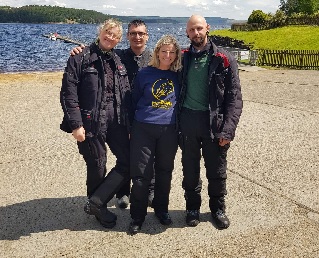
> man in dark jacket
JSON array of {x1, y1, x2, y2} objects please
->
[
  {"x1": 114, "y1": 19, "x2": 154, "y2": 209},
  {"x1": 60, "y1": 18, "x2": 131, "y2": 228},
  {"x1": 178, "y1": 15, "x2": 243, "y2": 229},
  {"x1": 115, "y1": 19, "x2": 152, "y2": 85}
]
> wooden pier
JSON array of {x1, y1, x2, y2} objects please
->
[{"x1": 42, "y1": 34, "x2": 83, "y2": 46}]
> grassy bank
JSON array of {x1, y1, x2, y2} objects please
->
[{"x1": 211, "y1": 25, "x2": 319, "y2": 50}]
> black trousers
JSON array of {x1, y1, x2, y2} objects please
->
[
  {"x1": 130, "y1": 121, "x2": 178, "y2": 220},
  {"x1": 116, "y1": 164, "x2": 155, "y2": 198},
  {"x1": 116, "y1": 178, "x2": 131, "y2": 198},
  {"x1": 179, "y1": 107, "x2": 229, "y2": 212},
  {"x1": 77, "y1": 121, "x2": 130, "y2": 206}
]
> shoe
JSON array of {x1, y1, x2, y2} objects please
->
[
  {"x1": 117, "y1": 195, "x2": 129, "y2": 209},
  {"x1": 148, "y1": 191, "x2": 154, "y2": 207},
  {"x1": 84, "y1": 200, "x2": 117, "y2": 228},
  {"x1": 186, "y1": 210, "x2": 200, "y2": 227},
  {"x1": 155, "y1": 211, "x2": 172, "y2": 225},
  {"x1": 211, "y1": 209, "x2": 230, "y2": 229},
  {"x1": 128, "y1": 219, "x2": 144, "y2": 235}
]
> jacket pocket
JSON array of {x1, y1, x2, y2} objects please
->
[
  {"x1": 81, "y1": 109, "x2": 93, "y2": 132},
  {"x1": 79, "y1": 67, "x2": 99, "y2": 111},
  {"x1": 214, "y1": 72, "x2": 226, "y2": 106},
  {"x1": 211, "y1": 113, "x2": 224, "y2": 133}
]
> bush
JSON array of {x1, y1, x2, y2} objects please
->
[
  {"x1": 269, "y1": 10, "x2": 287, "y2": 27},
  {"x1": 248, "y1": 10, "x2": 270, "y2": 25}
]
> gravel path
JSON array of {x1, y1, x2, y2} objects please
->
[{"x1": 0, "y1": 69, "x2": 318, "y2": 257}]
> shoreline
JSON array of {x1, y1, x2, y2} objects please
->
[
  {"x1": 0, "y1": 70, "x2": 64, "y2": 75},
  {"x1": 0, "y1": 71, "x2": 63, "y2": 82}
]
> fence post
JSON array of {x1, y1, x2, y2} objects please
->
[
  {"x1": 249, "y1": 50, "x2": 258, "y2": 65},
  {"x1": 299, "y1": 50, "x2": 304, "y2": 68}
]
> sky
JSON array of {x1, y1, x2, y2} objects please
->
[{"x1": 2, "y1": 0, "x2": 281, "y2": 20}]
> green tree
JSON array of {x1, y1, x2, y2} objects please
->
[
  {"x1": 280, "y1": 0, "x2": 319, "y2": 15},
  {"x1": 299, "y1": 0, "x2": 317, "y2": 14},
  {"x1": 247, "y1": 10, "x2": 270, "y2": 24},
  {"x1": 279, "y1": 0, "x2": 299, "y2": 15}
]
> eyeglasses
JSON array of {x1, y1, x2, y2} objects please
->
[
  {"x1": 129, "y1": 32, "x2": 147, "y2": 38},
  {"x1": 104, "y1": 30, "x2": 120, "y2": 40}
]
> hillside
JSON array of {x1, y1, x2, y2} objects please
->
[
  {"x1": 117, "y1": 16, "x2": 234, "y2": 25},
  {"x1": 0, "y1": 5, "x2": 110, "y2": 24},
  {"x1": 211, "y1": 25, "x2": 319, "y2": 50},
  {"x1": 0, "y1": 5, "x2": 234, "y2": 25}
]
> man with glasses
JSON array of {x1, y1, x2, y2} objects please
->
[
  {"x1": 69, "y1": 19, "x2": 154, "y2": 210},
  {"x1": 115, "y1": 19, "x2": 151, "y2": 85},
  {"x1": 114, "y1": 20, "x2": 154, "y2": 209}
]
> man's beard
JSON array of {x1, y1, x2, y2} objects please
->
[{"x1": 190, "y1": 36, "x2": 205, "y2": 47}]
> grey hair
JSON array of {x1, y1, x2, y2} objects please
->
[{"x1": 97, "y1": 18, "x2": 123, "y2": 41}]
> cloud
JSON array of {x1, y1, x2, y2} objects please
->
[
  {"x1": 52, "y1": 1, "x2": 66, "y2": 7},
  {"x1": 102, "y1": 5, "x2": 116, "y2": 9},
  {"x1": 2, "y1": 0, "x2": 281, "y2": 20},
  {"x1": 212, "y1": 0, "x2": 227, "y2": 6}
]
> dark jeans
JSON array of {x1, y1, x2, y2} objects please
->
[
  {"x1": 130, "y1": 121, "x2": 178, "y2": 220},
  {"x1": 77, "y1": 122, "x2": 130, "y2": 206},
  {"x1": 179, "y1": 107, "x2": 229, "y2": 212}
]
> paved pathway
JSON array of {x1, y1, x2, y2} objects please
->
[{"x1": 0, "y1": 70, "x2": 318, "y2": 257}]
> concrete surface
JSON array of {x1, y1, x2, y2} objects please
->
[{"x1": 0, "y1": 69, "x2": 318, "y2": 257}]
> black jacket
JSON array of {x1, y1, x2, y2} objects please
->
[
  {"x1": 60, "y1": 43, "x2": 131, "y2": 135},
  {"x1": 178, "y1": 37, "x2": 243, "y2": 141}
]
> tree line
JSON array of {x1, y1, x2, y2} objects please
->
[
  {"x1": 0, "y1": 5, "x2": 231, "y2": 25},
  {"x1": 0, "y1": 5, "x2": 111, "y2": 24}
]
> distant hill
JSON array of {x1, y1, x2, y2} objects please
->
[
  {"x1": 0, "y1": 5, "x2": 235, "y2": 25},
  {"x1": 0, "y1": 5, "x2": 110, "y2": 23},
  {"x1": 117, "y1": 16, "x2": 234, "y2": 25}
]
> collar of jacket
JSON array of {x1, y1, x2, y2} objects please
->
[
  {"x1": 127, "y1": 47, "x2": 152, "y2": 58},
  {"x1": 189, "y1": 36, "x2": 219, "y2": 58},
  {"x1": 87, "y1": 43, "x2": 116, "y2": 63},
  {"x1": 94, "y1": 42, "x2": 115, "y2": 58},
  {"x1": 128, "y1": 47, "x2": 152, "y2": 68}
]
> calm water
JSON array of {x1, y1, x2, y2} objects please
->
[{"x1": 0, "y1": 23, "x2": 228, "y2": 73}]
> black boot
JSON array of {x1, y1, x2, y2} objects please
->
[
  {"x1": 186, "y1": 210, "x2": 200, "y2": 227},
  {"x1": 155, "y1": 211, "x2": 172, "y2": 225},
  {"x1": 211, "y1": 209, "x2": 230, "y2": 229},
  {"x1": 84, "y1": 200, "x2": 117, "y2": 228},
  {"x1": 128, "y1": 219, "x2": 144, "y2": 235}
]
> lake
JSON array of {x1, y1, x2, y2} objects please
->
[{"x1": 0, "y1": 23, "x2": 229, "y2": 73}]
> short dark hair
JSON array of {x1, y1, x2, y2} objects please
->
[{"x1": 127, "y1": 19, "x2": 147, "y2": 32}]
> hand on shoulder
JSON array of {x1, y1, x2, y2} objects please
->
[{"x1": 70, "y1": 44, "x2": 86, "y2": 56}]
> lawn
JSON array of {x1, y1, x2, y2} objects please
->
[{"x1": 211, "y1": 25, "x2": 319, "y2": 50}]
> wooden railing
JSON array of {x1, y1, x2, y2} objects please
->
[{"x1": 256, "y1": 49, "x2": 319, "y2": 69}]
